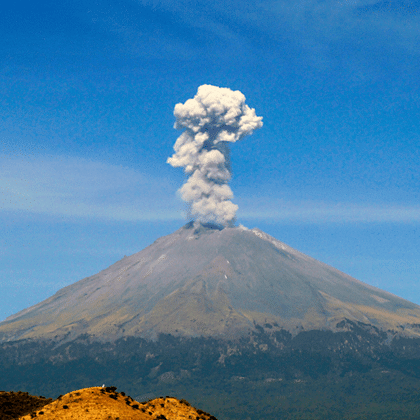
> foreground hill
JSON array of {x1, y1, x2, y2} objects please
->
[
  {"x1": 17, "y1": 386, "x2": 217, "y2": 420},
  {"x1": 1, "y1": 223, "x2": 420, "y2": 342}
]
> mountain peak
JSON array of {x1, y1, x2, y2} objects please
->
[
  {"x1": 1, "y1": 225, "x2": 420, "y2": 343},
  {"x1": 183, "y1": 220, "x2": 225, "y2": 236}
]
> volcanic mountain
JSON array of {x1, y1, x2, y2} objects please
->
[{"x1": 1, "y1": 222, "x2": 420, "y2": 342}]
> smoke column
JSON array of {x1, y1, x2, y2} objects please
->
[{"x1": 168, "y1": 84, "x2": 263, "y2": 226}]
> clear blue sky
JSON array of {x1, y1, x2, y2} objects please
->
[{"x1": 1, "y1": 0, "x2": 419, "y2": 321}]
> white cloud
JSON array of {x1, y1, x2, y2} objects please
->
[
  {"x1": 2, "y1": 154, "x2": 417, "y2": 225},
  {"x1": 144, "y1": 0, "x2": 420, "y2": 77},
  {"x1": 239, "y1": 199, "x2": 420, "y2": 224},
  {"x1": 0, "y1": 154, "x2": 182, "y2": 221}
]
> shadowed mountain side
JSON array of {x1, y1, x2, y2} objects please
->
[
  {"x1": 1, "y1": 223, "x2": 420, "y2": 342},
  {"x1": 0, "y1": 391, "x2": 52, "y2": 420}
]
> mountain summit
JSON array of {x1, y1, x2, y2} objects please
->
[{"x1": 1, "y1": 223, "x2": 420, "y2": 342}]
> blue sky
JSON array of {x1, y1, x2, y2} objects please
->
[{"x1": 1, "y1": 0, "x2": 419, "y2": 321}]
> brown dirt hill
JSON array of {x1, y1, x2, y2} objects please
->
[
  {"x1": 0, "y1": 391, "x2": 52, "y2": 420},
  {"x1": 18, "y1": 386, "x2": 217, "y2": 420}
]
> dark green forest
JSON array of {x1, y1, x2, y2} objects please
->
[{"x1": 2, "y1": 320, "x2": 420, "y2": 420}]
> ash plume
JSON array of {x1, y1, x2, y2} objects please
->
[{"x1": 167, "y1": 84, "x2": 263, "y2": 226}]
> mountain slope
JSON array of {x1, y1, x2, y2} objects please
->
[{"x1": 1, "y1": 222, "x2": 420, "y2": 342}]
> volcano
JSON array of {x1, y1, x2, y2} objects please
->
[{"x1": 1, "y1": 223, "x2": 420, "y2": 342}]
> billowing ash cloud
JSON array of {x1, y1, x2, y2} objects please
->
[{"x1": 167, "y1": 84, "x2": 263, "y2": 226}]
